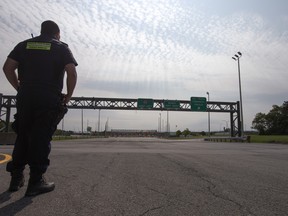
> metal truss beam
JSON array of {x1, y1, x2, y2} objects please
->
[
  {"x1": 68, "y1": 97, "x2": 238, "y2": 113},
  {"x1": 0, "y1": 94, "x2": 241, "y2": 136}
]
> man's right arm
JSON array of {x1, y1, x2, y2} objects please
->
[
  {"x1": 64, "y1": 63, "x2": 77, "y2": 104},
  {"x1": 3, "y1": 57, "x2": 19, "y2": 91}
]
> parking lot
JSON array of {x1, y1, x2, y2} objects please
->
[{"x1": 1, "y1": 137, "x2": 288, "y2": 216}]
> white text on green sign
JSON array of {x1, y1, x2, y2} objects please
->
[
  {"x1": 190, "y1": 97, "x2": 207, "y2": 112},
  {"x1": 164, "y1": 100, "x2": 180, "y2": 110},
  {"x1": 137, "y1": 98, "x2": 154, "y2": 109}
]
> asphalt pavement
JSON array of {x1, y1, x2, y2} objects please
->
[{"x1": 1, "y1": 137, "x2": 288, "y2": 216}]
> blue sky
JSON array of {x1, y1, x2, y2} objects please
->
[{"x1": 1, "y1": 0, "x2": 287, "y2": 132}]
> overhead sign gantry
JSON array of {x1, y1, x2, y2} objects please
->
[{"x1": 0, "y1": 94, "x2": 242, "y2": 136}]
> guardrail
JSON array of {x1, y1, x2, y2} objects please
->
[{"x1": 204, "y1": 136, "x2": 251, "y2": 143}]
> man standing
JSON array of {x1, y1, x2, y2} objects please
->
[{"x1": 3, "y1": 20, "x2": 77, "y2": 196}]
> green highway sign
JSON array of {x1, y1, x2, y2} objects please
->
[
  {"x1": 190, "y1": 97, "x2": 207, "y2": 112},
  {"x1": 137, "y1": 98, "x2": 154, "y2": 109},
  {"x1": 164, "y1": 100, "x2": 180, "y2": 110}
]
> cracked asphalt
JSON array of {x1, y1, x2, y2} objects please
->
[{"x1": 1, "y1": 137, "x2": 288, "y2": 216}]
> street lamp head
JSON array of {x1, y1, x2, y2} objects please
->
[
  {"x1": 234, "y1": 54, "x2": 239, "y2": 58},
  {"x1": 237, "y1": 52, "x2": 242, "y2": 56},
  {"x1": 206, "y1": 92, "x2": 209, "y2": 95},
  {"x1": 232, "y1": 57, "x2": 236, "y2": 60}
]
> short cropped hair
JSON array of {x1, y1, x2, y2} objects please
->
[{"x1": 41, "y1": 20, "x2": 60, "y2": 36}]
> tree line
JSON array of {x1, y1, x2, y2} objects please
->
[
  {"x1": 252, "y1": 101, "x2": 288, "y2": 135},
  {"x1": 176, "y1": 129, "x2": 206, "y2": 137}
]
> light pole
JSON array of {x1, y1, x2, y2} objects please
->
[
  {"x1": 159, "y1": 113, "x2": 162, "y2": 132},
  {"x1": 166, "y1": 111, "x2": 169, "y2": 133},
  {"x1": 206, "y1": 92, "x2": 210, "y2": 137},
  {"x1": 81, "y1": 108, "x2": 83, "y2": 135},
  {"x1": 232, "y1": 52, "x2": 244, "y2": 137},
  {"x1": 98, "y1": 109, "x2": 101, "y2": 132},
  {"x1": 222, "y1": 120, "x2": 228, "y2": 132}
]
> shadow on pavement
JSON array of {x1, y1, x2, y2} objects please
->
[
  {"x1": 0, "y1": 191, "x2": 33, "y2": 216},
  {"x1": 0, "y1": 191, "x2": 11, "y2": 204}
]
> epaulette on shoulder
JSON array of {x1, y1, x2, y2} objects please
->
[
  {"x1": 51, "y1": 39, "x2": 69, "y2": 47},
  {"x1": 59, "y1": 41, "x2": 69, "y2": 47},
  {"x1": 60, "y1": 41, "x2": 68, "y2": 47}
]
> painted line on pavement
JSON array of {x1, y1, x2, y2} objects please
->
[{"x1": 0, "y1": 153, "x2": 12, "y2": 164}]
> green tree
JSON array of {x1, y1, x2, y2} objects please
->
[
  {"x1": 176, "y1": 130, "x2": 182, "y2": 137},
  {"x1": 266, "y1": 105, "x2": 282, "y2": 134},
  {"x1": 278, "y1": 101, "x2": 288, "y2": 134},
  {"x1": 201, "y1": 131, "x2": 206, "y2": 136},
  {"x1": 182, "y1": 128, "x2": 191, "y2": 137},
  {"x1": 252, "y1": 112, "x2": 268, "y2": 135},
  {"x1": 252, "y1": 101, "x2": 288, "y2": 135}
]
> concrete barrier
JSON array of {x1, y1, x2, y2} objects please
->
[{"x1": 0, "y1": 132, "x2": 16, "y2": 145}]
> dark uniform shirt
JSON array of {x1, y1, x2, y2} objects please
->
[{"x1": 8, "y1": 34, "x2": 78, "y2": 93}]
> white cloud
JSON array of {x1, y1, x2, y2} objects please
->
[{"x1": 1, "y1": 0, "x2": 287, "y2": 131}]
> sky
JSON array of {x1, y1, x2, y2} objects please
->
[{"x1": 0, "y1": 0, "x2": 287, "y2": 132}]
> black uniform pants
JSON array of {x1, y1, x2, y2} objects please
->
[{"x1": 11, "y1": 86, "x2": 60, "y2": 174}]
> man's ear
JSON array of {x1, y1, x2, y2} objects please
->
[{"x1": 55, "y1": 32, "x2": 60, "y2": 40}]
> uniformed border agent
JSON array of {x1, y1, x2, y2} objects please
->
[{"x1": 3, "y1": 20, "x2": 78, "y2": 196}]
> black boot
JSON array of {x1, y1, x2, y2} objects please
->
[
  {"x1": 25, "y1": 174, "x2": 55, "y2": 197},
  {"x1": 8, "y1": 171, "x2": 25, "y2": 192},
  {"x1": 6, "y1": 161, "x2": 25, "y2": 192}
]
